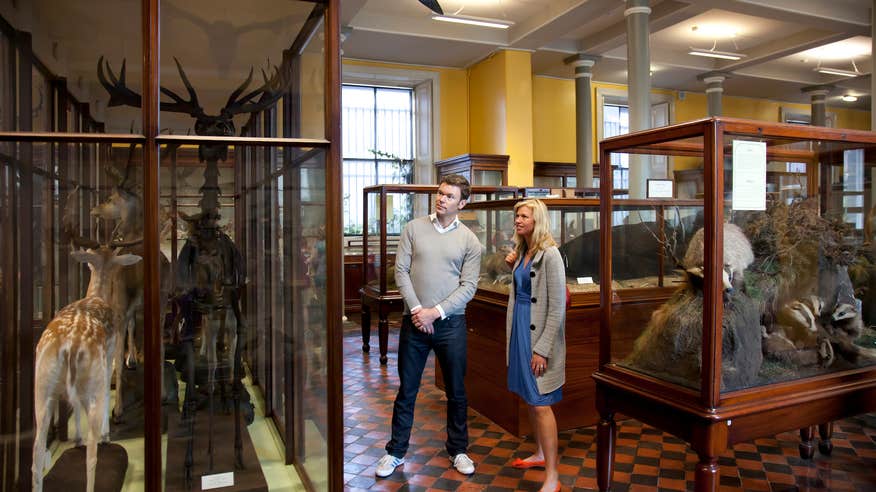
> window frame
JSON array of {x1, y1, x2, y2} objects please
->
[{"x1": 342, "y1": 83, "x2": 416, "y2": 236}]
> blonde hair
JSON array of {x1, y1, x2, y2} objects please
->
[{"x1": 512, "y1": 198, "x2": 557, "y2": 256}]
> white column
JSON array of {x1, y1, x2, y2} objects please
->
[
  {"x1": 698, "y1": 73, "x2": 727, "y2": 117},
  {"x1": 565, "y1": 54, "x2": 599, "y2": 188},
  {"x1": 802, "y1": 85, "x2": 832, "y2": 127},
  {"x1": 625, "y1": 0, "x2": 651, "y2": 198}
]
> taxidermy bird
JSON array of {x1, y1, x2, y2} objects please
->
[
  {"x1": 418, "y1": 0, "x2": 444, "y2": 15},
  {"x1": 624, "y1": 222, "x2": 762, "y2": 391}
]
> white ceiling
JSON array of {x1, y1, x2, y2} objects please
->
[{"x1": 342, "y1": 0, "x2": 874, "y2": 110}]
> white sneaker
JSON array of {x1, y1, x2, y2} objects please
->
[
  {"x1": 375, "y1": 454, "x2": 404, "y2": 477},
  {"x1": 452, "y1": 453, "x2": 475, "y2": 475}
]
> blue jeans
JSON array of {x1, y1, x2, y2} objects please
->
[{"x1": 386, "y1": 314, "x2": 468, "y2": 458}]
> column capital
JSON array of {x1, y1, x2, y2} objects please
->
[
  {"x1": 625, "y1": 0, "x2": 651, "y2": 16},
  {"x1": 696, "y1": 71, "x2": 730, "y2": 84},
  {"x1": 564, "y1": 53, "x2": 600, "y2": 67},
  {"x1": 802, "y1": 84, "x2": 834, "y2": 97}
]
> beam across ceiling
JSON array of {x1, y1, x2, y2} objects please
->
[
  {"x1": 713, "y1": 29, "x2": 858, "y2": 71},
  {"x1": 575, "y1": 0, "x2": 707, "y2": 55},
  {"x1": 692, "y1": 0, "x2": 871, "y2": 35}
]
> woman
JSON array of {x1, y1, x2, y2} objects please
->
[{"x1": 504, "y1": 199, "x2": 566, "y2": 492}]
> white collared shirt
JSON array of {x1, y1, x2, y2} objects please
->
[{"x1": 429, "y1": 213, "x2": 460, "y2": 234}]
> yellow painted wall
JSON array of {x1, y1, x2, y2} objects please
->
[
  {"x1": 468, "y1": 52, "x2": 506, "y2": 155},
  {"x1": 531, "y1": 79, "x2": 872, "y2": 171},
  {"x1": 503, "y1": 50, "x2": 534, "y2": 187},
  {"x1": 342, "y1": 59, "x2": 469, "y2": 159},
  {"x1": 468, "y1": 50, "x2": 534, "y2": 186},
  {"x1": 344, "y1": 57, "x2": 873, "y2": 185},
  {"x1": 676, "y1": 92, "x2": 871, "y2": 131},
  {"x1": 533, "y1": 77, "x2": 576, "y2": 162},
  {"x1": 830, "y1": 107, "x2": 871, "y2": 130},
  {"x1": 439, "y1": 69, "x2": 469, "y2": 158}
]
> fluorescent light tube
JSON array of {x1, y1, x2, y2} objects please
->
[
  {"x1": 815, "y1": 67, "x2": 859, "y2": 77},
  {"x1": 688, "y1": 48, "x2": 745, "y2": 60},
  {"x1": 432, "y1": 15, "x2": 512, "y2": 29}
]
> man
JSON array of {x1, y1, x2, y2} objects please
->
[{"x1": 375, "y1": 174, "x2": 482, "y2": 478}]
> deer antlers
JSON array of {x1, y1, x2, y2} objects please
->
[
  {"x1": 97, "y1": 57, "x2": 143, "y2": 109},
  {"x1": 97, "y1": 56, "x2": 290, "y2": 128}
]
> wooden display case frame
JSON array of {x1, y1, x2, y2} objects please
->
[
  {"x1": 434, "y1": 153, "x2": 509, "y2": 185},
  {"x1": 594, "y1": 117, "x2": 876, "y2": 492}
]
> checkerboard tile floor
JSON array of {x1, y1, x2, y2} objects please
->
[{"x1": 344, "y1": 317, "x2": 876, "y2": 491}]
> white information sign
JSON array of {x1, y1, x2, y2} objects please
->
[
  {"x1": 202, "y1": 472, "x2": 235, "y2": 490},
  {"x1": 731, "y1": 140, "x2": 767, "y2": 211},
  {"x1": 646, "y1": 179, "x2": 674, "y2": 198}
]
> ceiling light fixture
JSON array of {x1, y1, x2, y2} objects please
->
[
  {"x1": 432, "y1": 14, "x2": 513, "y2": 29},
  {"x1": 688, "y1": 47, "x2": 746, "y2": 61},
  {"x1": 842, "y1": 94, "x2": 858, "y2": 102},
  {"x1": 814, "y1": 58, "x2": 861, "y2": 78},
  {"x1": 815, "y1": 67, "x2": 860, "y2": 77}
]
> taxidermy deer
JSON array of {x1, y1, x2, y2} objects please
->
[
  {"x1": 32, "y1": 247, "x2": 142, "y2": 492},
  {"x1": 89, "y1": 145, "x2": 147, "y2": 371}
]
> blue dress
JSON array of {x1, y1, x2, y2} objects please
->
[{"x1": 507, "y1": 259, "x2": 563, "y2": 406}]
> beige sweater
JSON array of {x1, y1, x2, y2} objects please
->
[{"x1": 505, "y1": 246, "x2": 567, "y2": 395}]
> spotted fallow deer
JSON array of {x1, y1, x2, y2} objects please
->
[{"x1": 32, "y1": 247, "x2": 142, "y2": 492}]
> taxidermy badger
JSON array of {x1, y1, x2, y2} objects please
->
[
  {"x1": 762, "y1": 263, "x2": 876, "y2": 368},
  {"x1": 762, "y1": 295, "x2": 834, "y2": 367},
  {"x1": 624, "y1": 223, "x2": 763, "y2": 391},
  {"x1": 822, "y1": 302, "x2": 876, "y2": 364}
]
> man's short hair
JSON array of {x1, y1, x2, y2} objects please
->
[{"x1": 440, "y1": 174, "x2": 471, "y2": 201}]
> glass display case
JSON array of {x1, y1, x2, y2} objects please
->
[
  {"x1": 456, "y1": 197, "x2": 696, "y2": 436},
  {"x1": 359, "y1": 184, "x2": 518, "y2": 364},
  {"x1": 594, "y1": 117, "x2": 876, "y2": 492},
  {"x1": 0, "y1": 2, "x2": 342, "y2": 491}
]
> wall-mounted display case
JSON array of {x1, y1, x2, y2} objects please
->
[
  {"x1": 594, "y1": 117, "x2": 876, "y2": 492},
  {"x1": 359, "y1": 184, "x2": 518, "y2": 364},
  {"x1": 453, "y1": 196, "x2": 700, "y2": 436}
]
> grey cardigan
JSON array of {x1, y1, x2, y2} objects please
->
[{"x1": 505, "y1": 246, "x2": 567, "y2": 395}]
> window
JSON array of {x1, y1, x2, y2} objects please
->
[
  {"x1": 604, "y1": 103, "x2": 630, "y2": 189},
  {"x1": 342, "y1": 84, "x2": 414, "y2": 235}
]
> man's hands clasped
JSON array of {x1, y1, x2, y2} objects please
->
[{"x1": 411, "y1": 306, "x2": 440, "y2": 334}]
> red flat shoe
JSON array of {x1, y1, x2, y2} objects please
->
[{"x1": 510, "y1": 457, "x2": 546, "y2": 469}]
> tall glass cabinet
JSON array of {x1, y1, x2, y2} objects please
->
[{"x1": 0, "y1": 1, "x2": 342, "y2": 491}]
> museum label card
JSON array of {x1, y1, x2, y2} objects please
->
[
  {"x1": 731, "y1": 140, "x2": 767, "y2": 210},
  {"x1": 202, "y1": 472, "x2": 235, "y2": 490},
  {"x1": 646, "y1": 179, "x2": 673, "y2": 198}
]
